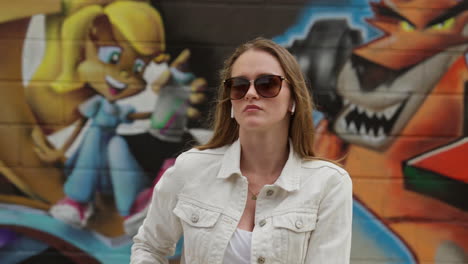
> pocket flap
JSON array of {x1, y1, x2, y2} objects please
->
[
  {"x1": 272, "y1": 211, "x2": 317, "y2": 232},
  {"x1": 173, "y1": 200, "x2": 221, "y2": 228}
]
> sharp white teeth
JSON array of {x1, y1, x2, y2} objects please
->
[
  {"x1": 105, "y1": 75, "x2": 127, "y2": 89},
  {"x1": 338, "y1": 118, "x2": 347, "y2": 132},
  {"x1": 348, "y1": 122, "x2": 358, "y2": 134},
  {"x1": 357, "y1": 105, "x2": 364, "y2": 114},
  {"x1": 378, "y1": 126, "x2": 385, "y2": 137},
  {"x1": 365, "y1": 108, "x2": 374, "y2": 118},
  {"x1": 337, "y1": 100, "x2": 397, "y2": 146},
  {"x1": 375, "y1": 132, "x2": 385, "y2": 142},
  {"x1": 359, "y1": 124, "x2": 367, "y2": 135},
  {"x1": 383, "y1": 103, "x2": 400, "y2": 120}
]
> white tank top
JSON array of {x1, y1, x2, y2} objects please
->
[{"x1": 223, "y1": 228, "x2": 252, "y2": 264}]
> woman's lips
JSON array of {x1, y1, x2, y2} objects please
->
[{"x1": 243, "y1": 105, "x2": 262, "y2": 112}]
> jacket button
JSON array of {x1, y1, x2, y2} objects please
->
[
  {"x1": 259, "y1": 219, "x2": 266, "y2": 227},
  {"x1": 257, "y1": 256, "x2": 265, "y2": 263},
  {"x1": 191, "y1": 214, "x2": 199, "y2": 223},
  {"x1": 266, "y1": 189, "x2": 274, "y2": 196},
  {"x1": 295, "y1": 220, "x2": 303, "y2": 229}
]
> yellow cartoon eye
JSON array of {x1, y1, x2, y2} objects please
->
[
  {"x1": 431, "y1": 17, "x2": 455, "y2": 30},
  {"x1": 401, "y1": 21, "x2": 415, "y2": 32}
]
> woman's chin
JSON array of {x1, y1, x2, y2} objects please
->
[{"x1": 238, "y1": 119, "x2": 268, "y2": 131}]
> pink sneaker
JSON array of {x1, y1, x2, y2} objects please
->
[
  {"x1": 49, "y1": 197, "x2": 94, "y2": 228},
  {"x1": 124, "y1": 158, "x2": 176, "y2": 236}
]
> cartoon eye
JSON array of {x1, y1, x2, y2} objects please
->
[
  {"x1": 109, "y1": 52, "x2": 120, "y2": 64},
  {"x1": 98, "y1": 46, "x2": 122, "y2": 64},
  {"x1": 431, "y1": 17, "x2": 455, "y2": 30},
  {"x1": 400, "y1": 21, "x2": 415, "y2": 32},
  {"x1": 133, "y1": 59, "x2": 146, "y2": 74}
]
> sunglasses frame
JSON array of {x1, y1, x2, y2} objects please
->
[{"x1": 224, "y1": 74, "x2": 288, "y2": 100}]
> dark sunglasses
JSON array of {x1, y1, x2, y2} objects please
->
[{"x1": 224, "y1": 74, "x2": 287, "y2": 100}]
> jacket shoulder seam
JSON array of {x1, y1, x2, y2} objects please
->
[{"x1": 301, "y1": 160, "x2": 348, "y2": 176}]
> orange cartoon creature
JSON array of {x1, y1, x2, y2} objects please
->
[{"x1": 292, "y1": 0, "x2": 468, "y2": 262}]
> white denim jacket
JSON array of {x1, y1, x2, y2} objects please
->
[{"x1": 131, "y1": 139, "x2": 352, "y2": 264}]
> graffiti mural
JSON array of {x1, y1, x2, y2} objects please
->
[
  {"x1": 1, "y1": 0, "x2": 467, "y2": 263},
  {"x1": 280, "y1": 0, "x2": 468, "y2": 263}
]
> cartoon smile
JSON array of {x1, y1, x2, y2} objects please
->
[
  {"x1": 336, "y1": 99, "x2": 407, "y2": 144},
  {"x1": 105, "y1": 75, "x2": 128, "y2": 95}
]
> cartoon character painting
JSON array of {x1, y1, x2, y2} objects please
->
[
  {"x1": 288, "y1": 0, "x2": 468, "y2": 262},
  {"x1": 31, "y1": 1, "x2": 163, "y2": 231},
  {"x1": 0, "y1": 0, "x2": 204, "y2": 262},
  {"x1": 7, "y1": 0, "x2": 167, "y2": 235}
]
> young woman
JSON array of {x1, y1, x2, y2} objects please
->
[{"x1": 131, "y1": 37, "x2": 353, "y2": 264}]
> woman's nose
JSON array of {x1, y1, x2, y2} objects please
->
[{"x1": 244, "y1": 81, "x2": 259, "y2": 99}]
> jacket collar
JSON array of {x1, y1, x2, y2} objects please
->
[{"x1": 217, "y1": 139, "x2": 301, "y2": 192}]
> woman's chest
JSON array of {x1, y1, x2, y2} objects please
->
[
  {"x1": 237, "y1": 196, "x2": 257, "y2": 231},
  {"x1": 174, "y1": 181, "x2": 321, "y2": 264}
]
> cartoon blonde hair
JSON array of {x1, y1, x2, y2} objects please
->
[{"x1": 50, "y1": 1, "x2": 165, "y2": 93}]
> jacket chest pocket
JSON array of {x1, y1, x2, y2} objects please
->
[
  {"x1": 272, "y1": 211, "x2": 317, "y2": 263},
  {"x1": 173, "y1": 199, "x2": 222, "y2": 262}
]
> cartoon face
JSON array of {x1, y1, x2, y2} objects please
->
[
  {"x1": 77, "y1": 24, "x2": 151, "y2": 102},
  {"x1": 333, "y1": 0, "x2": 468, "y2": 150}
]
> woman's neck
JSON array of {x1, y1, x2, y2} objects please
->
[{"x1": 239, "y1": 129, "x2": 289, "y2": 184}]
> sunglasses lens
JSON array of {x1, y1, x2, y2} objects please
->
[
  {"x1": 254, "y1": 75, "x2": 282, "y2": 98},
  {"x1": 225, "y1": 75, "x2": 283, "y2": 99},
  {"x1": 226, "y1": 78, "x2": 250, "y2": 100}
]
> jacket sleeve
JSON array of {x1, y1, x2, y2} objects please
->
[
  {"x1": 130, "y1": 153, "x2": 187, "y2": 264},
  {"x1": 304, "y1": 171, "x2": 353, "y2": 263}
]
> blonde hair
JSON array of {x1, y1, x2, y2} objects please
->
[
  {"x1": 48, "y1": 1, "x2": 165, "y2": 93},
  {"x1": 197, "y1": 37, "x2": 318, "y2": 160}
]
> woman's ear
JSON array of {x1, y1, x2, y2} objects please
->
[{"x1": 290, "y1": 101, "x2": 296, "y2": 114}]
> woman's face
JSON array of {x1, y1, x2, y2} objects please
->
[{"x1": 230, "y1": 49, "x2": 293, "y2": 132}]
